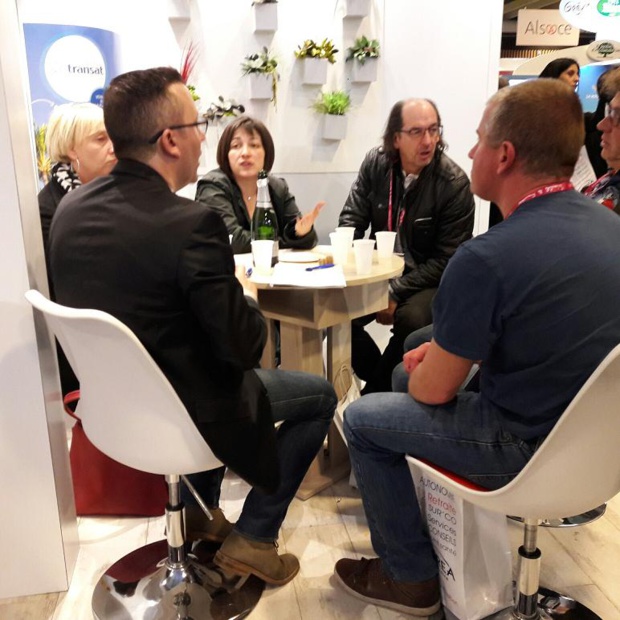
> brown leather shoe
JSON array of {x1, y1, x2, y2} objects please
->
[
  {"x1": 184, "y1": 505, "x2": 234, "y2": 544},
  {"x1": 214, "y1": 531, "x2": 300, "y2": 586},
  {"x1": 334, "y1": 557, "x2": 441, "y2": 616}
]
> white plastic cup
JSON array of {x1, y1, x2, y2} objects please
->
[
  {"x1": 251, "y1": 240, "x2": 275, "y2": 275},
  {"x1": 353, "y1": 239, "x2": 375, "y2": 275},
  {"x1": 330, "y1": 231, "x2": 351, "y2": 265},
  {"x1": 335, "y1": 227, "x2": 355, "y2": 248},
  {"x1": 375, "y1": 231, "x2": 397, "y2": 261}
]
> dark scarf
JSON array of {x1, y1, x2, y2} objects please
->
[{"x1": 52, "y1": 161, "x2": 81, "y2": 194}]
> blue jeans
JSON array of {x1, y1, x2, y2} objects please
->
[
  {"x1": 184, "y1": 369, "x2": 336, "y2": 542},
  {"x1": 343, "y1": 391, "x2": 538, "y2": 583}
]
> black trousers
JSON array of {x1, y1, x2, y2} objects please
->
[{"x1": 351, "y1": 287, "x2": 437, "y2": 394}]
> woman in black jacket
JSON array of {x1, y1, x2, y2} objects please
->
[
  {"x1": 39, "y1": 103, "x2": 116, "y2": 257},
  {"x1": 38, "y1": 103, "x2": 116, "y2": 395},
  {"x1": 195, "y1": 116, "x2": 323, "y2": 254}
]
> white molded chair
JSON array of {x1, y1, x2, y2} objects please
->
[
  {"x1": 26, "y1": 290, "x2": 264, "y2": 620},
  {"x1": 407, "y1": 342, "x2": 620, "y2": 620}
]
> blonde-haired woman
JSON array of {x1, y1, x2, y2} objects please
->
[
  {"x1": 38, "y1": 102, "x2": 116, "y2": 248},
  {"x1": 38, "y1": 103, "x2": 116, "y2": 396}
]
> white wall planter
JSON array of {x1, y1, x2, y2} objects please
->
[
  {"x1": 322, "y1": 115, "x2": 347, "y2": 140},
  {"x1": 253, "y1": 3, "x2": 278, "y2": 32},
  {"x1": 344, "y1": 0, "x2": 371, "y2": 18},
  {"x1": 351, "y1": 58, "x2": 378, "y2": 82},
  {"x1": 302, "y1": 58, "x2": 328, "y2": 85},
  {"x1": 167, "y1": 0, "x2": 190, "y2": 20},
  {"x1": 249, "y1": 73, "x2": 273, "y2": 100}
]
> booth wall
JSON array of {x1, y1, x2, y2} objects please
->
[{"x1": 18, "y1": 0, "x2": 501, "y2": 239}]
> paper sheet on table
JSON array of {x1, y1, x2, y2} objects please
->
[{"x1": 270, "y1": 263, "x2": 347, "y2": 288}]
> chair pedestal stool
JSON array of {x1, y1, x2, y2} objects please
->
[
  {"x1": 404, "y1": 341, "x2": 620, "y2": 620},
  {"x1": 484, "y1": 518, "x2": 600, "y2": 620},
  {"x1": 408, "y1": 460, "x2": 605, "y2": 620},
  {"x1": 92, "y1": 475, "x2": 264, "y2": 620},
  {"x1": 25, "y1": 290, "x2": 265, "y2": 620}
]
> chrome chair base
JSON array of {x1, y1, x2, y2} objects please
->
[
  {"x1": 481, "y1": 586, "x2": 602, "y2": 620},
  {"x1": 92, "y1": 539, "x2": 264, "y2": 620},
  {"x1": 508, "y1": 504, "x2": 606, "y2": 528}
]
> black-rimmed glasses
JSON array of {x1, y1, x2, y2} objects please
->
[
  {"x1": 604, "y1": 104, "x2": 620, "y2": 128},
  {"x1": 147, "y1": 118, "x2": 209, "y2": 144},
  {"x1": 397, "y1": 124, "x2": 442, "y2": 139}
]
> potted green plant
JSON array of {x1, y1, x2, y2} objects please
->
[
  {"x1": 312, "y1": 90, "x2": 351, "y2": 140},
  {"x1": 241, "y1": 47, "x2": 279, "y2": 106},
  {"x1": 346, "y1": 35, "x2": 380, "y2": 82},
  {"x1": 295, "y1": 38, "x2": 338, "y2": 85},
  {"x1": 344, "y1": 0, "x2": 371, "y2": 18},
  {"x1": 204, "y1": 96, "x2": 246, "y2": 123},
  {"x1": 252, "y1": 0, "x2": 278, "y2": 32}
]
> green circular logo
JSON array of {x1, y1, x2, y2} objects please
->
[{"x1": 598, "y1": 0, "x2": 620, "y2": 17}]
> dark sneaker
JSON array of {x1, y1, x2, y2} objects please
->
[
  {"x1": 334, "y1": 557, "x2": 441, "y2": 616},
  {"x1": 215, "y1": 531, "x2": 300, "y2": 586}
]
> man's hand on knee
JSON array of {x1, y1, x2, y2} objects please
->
[{"x1": 403, "y1": 342, "x2": 431, "y2": 374}]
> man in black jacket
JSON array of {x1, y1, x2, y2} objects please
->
[
  {"x1": 339, "y1": 99, "x2": 475, "y2": 393},
  {"x1": 49, "y1": 67, "x2": 335, "y2": 587}
]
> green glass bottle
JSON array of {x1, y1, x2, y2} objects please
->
[{"x1": 251, "y1": 170, "x2": 279, "y2": 266}]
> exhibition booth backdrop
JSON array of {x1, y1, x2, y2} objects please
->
[{"x1": 0, "y1": 0, "x2": 502, "y2": 598}]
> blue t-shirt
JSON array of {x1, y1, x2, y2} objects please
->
[{"x1": 433, "y1": 190, "x2": 620, "y2": 440}]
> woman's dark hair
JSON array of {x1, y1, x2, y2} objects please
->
[
  {"x1": 381, "y1": 98, "x2": 446, "y2": 164},
  {"x1": 216, "y1": 116, "x2": 275, "y2": 178},
  {"x1": 539, "y1": 58, "x2": 580, "y2": 79}
]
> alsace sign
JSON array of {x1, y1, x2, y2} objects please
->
[{"x1": 517, "y1": 10, "x2": 580, "y2": 47}]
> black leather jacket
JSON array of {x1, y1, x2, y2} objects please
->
[
  {"x1": 196, "y1": 168, "x2": 318, "y2": 254},
  {"x1": 339, "y1": 147, "x2": 475, "y2": 302}
]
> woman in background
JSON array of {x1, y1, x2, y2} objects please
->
[
  {"x1": 38, "y1": 102, "x2": 116, "y2": 252},
  {"x1": 539, "y1": 57, "x2": 580, "y2": 89},
  {"x1": 195, "y1": 115, "x2": 323, "y2": 254},
  {"x1": 38, "y1": 102, "x2": 116, "y2": 395}
]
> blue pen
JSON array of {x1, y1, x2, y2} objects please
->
[
  {"x1": 306, "y1": 263, "x2": 335, "y2": 272},
  {"x1": 246, "y1": 267, "x2": 253, "y2": 277}
]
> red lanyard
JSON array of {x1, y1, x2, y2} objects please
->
[
  {"x1": 505, "y1": 182, "x2": 574, "y2": 218},
  {"x1": 387, "y1": 169, "x2": 407, "y2": 232}
]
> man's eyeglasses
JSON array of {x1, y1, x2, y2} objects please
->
[
  {"x1": 397, "y1": 125, "x2": 442, "y2": 139},
  {"x1": 147, "y1": 118, "x2": 209, "y2": 144},
  {"x1": 604, "y1": 104, "x2": 620, "y2": 128}
]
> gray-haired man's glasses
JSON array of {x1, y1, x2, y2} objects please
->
[
  {"x1": 147, "y1": 118, "x2": 209, "y2": 144},
  {"x1": 397, "y1": 124, "x2": 443, "y2": 139}
]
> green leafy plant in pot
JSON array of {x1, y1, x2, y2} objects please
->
[
  {"x1": 312, "y1": 90, "x2": 351, "y2": 116},
  {"x1": 294, "y1": 38, "x2": 339, "y2": 64},
  {"x1": 241, "y1": 46, "x2": 280, "y2": 106},
  {"x1": 346, "y1": 35, "x2": 379, "y2": 65},
  {"x1": 313, "y1": 90, "x2": 351, "y2": 141}
]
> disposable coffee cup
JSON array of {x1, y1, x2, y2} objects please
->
[
  {"x1": 251, "y1": 240, "x2": 275, "y2": 275},
  {"x1": 330, "y1": 231, "x2": 351, "y2": 265},
  {"x1": 375, "y1": 231, "x2": 397, "y2": 261},
  {"x1": 353, "y1": 239, "x2": 375, "y2": 275},
  {"x1": 335, "y1": 227, "x2": 355, "y2": 248}
]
